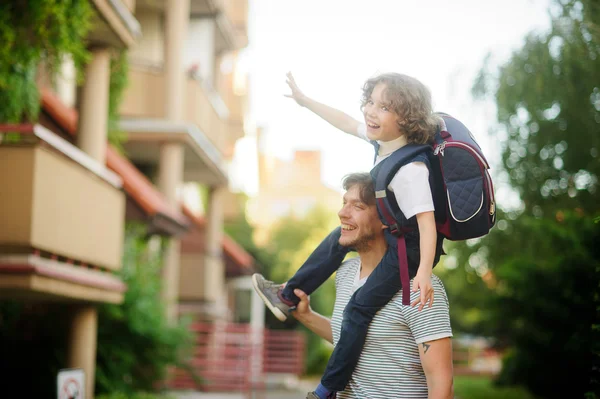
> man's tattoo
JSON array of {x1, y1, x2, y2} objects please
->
[{"x1": 422, "y1": 342, "x2": 431, "y2": 354}]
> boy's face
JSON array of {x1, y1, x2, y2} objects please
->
[
  {"x1": 337, "y1": 185, "x2": 385, "y2": 251},
  {"x1": 363, "y1": 83, "x2": 403, "y2": 142}
]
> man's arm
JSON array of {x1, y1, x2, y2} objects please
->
[
  {"x1": 291, "y1": 288, "x2": 333, "y2": 344},
  {"x1": 418, "y1": 337, "x2": 454, "y2": 399},
  {"x1": 285, "y1": 72, "x2": 363, "y2": 137}
]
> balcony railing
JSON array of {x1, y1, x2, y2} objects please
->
[
  {"x1": 186, "y1": 75, "x2": 230, "y2": 155},
  {"x1": 0, "y1": 124, "x2": 125, "y2": 271},
  {"x1": 119, "y1": 63, "x2": 166, "y2": 119}
]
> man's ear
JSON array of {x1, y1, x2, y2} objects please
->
[{"x1": 381, "y1": 223, "x2": 388, "y2": 231}]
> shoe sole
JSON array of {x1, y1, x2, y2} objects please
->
[{"x1": 251, "y1": 273, "x2": 288, "y2": 322}]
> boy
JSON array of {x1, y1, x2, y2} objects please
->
[{"x1": 253, "y1": 72, "x2": 445, "y2": 399}]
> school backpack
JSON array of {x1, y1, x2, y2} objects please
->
[{"x1": 373, "y1": 112, "x2": 496, "y2": 305}]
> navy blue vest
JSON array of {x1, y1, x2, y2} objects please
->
[{"x1": 369, "y1": 142, "x2": 445, "y2": 278}]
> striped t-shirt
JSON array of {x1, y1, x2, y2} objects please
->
[{"x1": 331, "y1": 257, "x2": 453, "y2": 399}]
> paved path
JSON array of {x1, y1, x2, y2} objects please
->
[{"x1": 171, "y1": 390, "x2": 305, "y2": 399}]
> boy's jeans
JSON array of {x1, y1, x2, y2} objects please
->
[{"x1": 281, "y1": 226, "x2": 404, "y2": 392}]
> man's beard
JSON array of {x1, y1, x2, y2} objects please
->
[{"x1": 340, "y1": 230, "x2": 378, "y2": 252}]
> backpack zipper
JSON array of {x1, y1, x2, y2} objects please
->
[
  {"x1": 433, "y1": 141, "x2": 447, "y2": 156},
  {"x1": 434, "y1": 141, "x2": 490, "y2": 169},
  {"x1": 485, "y1": 171, "x2": 496, "y2": 216}
]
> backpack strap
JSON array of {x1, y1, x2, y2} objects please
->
[
  {"x1": 373, "y1": 144, "x2": 431, "y2": 305},
  {"x1": 370, "y1": 140, "x2": 380, "y2": 164}
]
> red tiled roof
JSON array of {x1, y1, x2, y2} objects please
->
[{"x1": 40, "y1": 89, "x2": 253, "y2": 270}]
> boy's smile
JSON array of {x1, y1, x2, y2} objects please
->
[{"x1": 363, "y1": 83, "x2": 403, "y2": 142}]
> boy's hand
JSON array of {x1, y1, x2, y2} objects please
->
[
  {"x1": 291, "y1": 288, "x2": 312, "y2": 320},
  {"x1": 284, "y1": 72, "x2": 307, "y2": 107},
  {"x1": 411, "y1": 272, "x2": 434, "y2": 311}
]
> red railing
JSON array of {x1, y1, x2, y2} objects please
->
[
  {"x1": 168, "y1": 322, "x2": 305, "y2": 395},
  {"x1": 263, "y1": 328, "x2": 305, "y2": 375}
]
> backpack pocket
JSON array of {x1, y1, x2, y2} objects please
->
[{"x1": 438, "y1": 142, "x2": 491, "y2": 240}]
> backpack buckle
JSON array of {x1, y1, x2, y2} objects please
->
[{"x1": 388, "y1": 223, "x2": 402, "y2": 237}]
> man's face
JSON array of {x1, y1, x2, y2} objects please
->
[
  {"x1": 337, "y1": 185, "x2": 385, "y2": 251},
  {"x1": 363, "y1": 83, "x2": 403, "y2": 142}
]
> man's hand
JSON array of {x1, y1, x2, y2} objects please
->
[
  {"x1": 291, "y1": 288, "x2": 312, "y2": 321},
  {"x1": 284, "y1": 72, "x2": 308, "y2": 107},
  {"x1": 411, "y1": 271, "x2": 434, "y2": 311},
  {"x1": 290, "y1": 288, "x2": 333, "y2": 343}
]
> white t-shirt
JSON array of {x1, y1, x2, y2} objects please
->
[
  {"x1": 332, "y1": 258, "x2": 453, "y2": 399},
  {"x1": 357, "y1": 123, "x2": 434, "y2": 219}
]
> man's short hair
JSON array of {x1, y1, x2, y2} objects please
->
[{"x1": 342, "y1": 173, "x2": 376, "y2": 206}]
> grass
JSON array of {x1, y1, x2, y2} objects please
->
[
  {"x1": 454, "y1": 375, "x2": 537, "y2": 399},
  {"x1": 97, "y1": 393, "x2": 176, "y2": 399}
]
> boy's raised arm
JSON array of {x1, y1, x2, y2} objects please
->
[{"x1": 285, "y1": 72, "x2": 363, "y2": 137}]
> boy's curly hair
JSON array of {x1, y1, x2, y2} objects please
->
[{"x1": 361, "y1": 73, "x2": 440, "y2": 144}]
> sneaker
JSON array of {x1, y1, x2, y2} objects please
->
[{"x1": 251, "y1": 273, "x2": 293, "y2": 322}]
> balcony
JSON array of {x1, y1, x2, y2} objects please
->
[
  {"x1": 185, "y1": 76, "x2": 230, "y2": 156},
  {"x1": 121, "y1": 64, "x2": 233, "y2": 155},
  {"x1": 87, "y1": 0, "x2": 141, "y2": 48},
  {"x1": 136, "y1": 0, "x2": 247, "y2": 52},
  {"x1": 0, "y1": 125, "x2": 126, "y2": 303},
  {"x1": 178, "y1": 206, "x2": 254, "y2": 312},
  {"x1": 119, "y1": 64, "x2": 166, "y2": 119},
  {"x1": 220, "y1": 0, "x2": 249, "y2": 49},
  {"x1": 119, "y1": 64, "x2": 235, "y2": 185}
]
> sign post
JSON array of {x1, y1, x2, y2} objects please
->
[{"x1": 57, "y1": 368, "x2": 85, "y2": 399}]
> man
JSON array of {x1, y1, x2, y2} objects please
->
[
  {"x1": 252, "y1": 72, "x2": 445, "y2": 399},
  {"x1": 291, "y1": 172, "x2": 454, "y2": 399}
]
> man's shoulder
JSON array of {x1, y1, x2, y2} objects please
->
[
  {"x1": 335, "y1": 257, "x2": 360, "y2": 284},
  {"x1": 388, "y1": 275, "x2": 450, "y2": 313}
]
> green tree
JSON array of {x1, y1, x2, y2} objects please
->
[
  {"x1": 473, "y1": 0, "x2": 599, "y2": 216},
  {"x1": 224, "y1": 193, "x2": 279, "y2": 275},
  {"x1": 461, "y1": 1, "x2": 600, "y2": 397}
]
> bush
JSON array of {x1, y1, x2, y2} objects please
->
[
  {"x1": 97, "y1": 393, "x2": 176, "y2": 399},
  {"x1": 95, "y1": 223, "x2": 193, "y2": 395}
]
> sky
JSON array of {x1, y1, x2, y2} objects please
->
[{"x1": 229, "y1": 0, "x2": 552, "y2": 208}]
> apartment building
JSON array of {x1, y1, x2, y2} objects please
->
[{"x1": 0, "y1": 0, "x2": 261, "y2": 397}]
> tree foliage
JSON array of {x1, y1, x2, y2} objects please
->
[
  {"x1": 0, "y1": 0, "x2": 92, "y2": 122},
  {"x1": 451, "y1": 1, "x2": 600, "y2": 397},
  {"x1": 474, "y1": 0, "x2": 599, "y2": 216},
  {"x1": 108, "y1": 50, "x2": 130, "y2": 149},
  {"x1": 95, "y1": 224, "x2": 193, "y2": 395}
]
